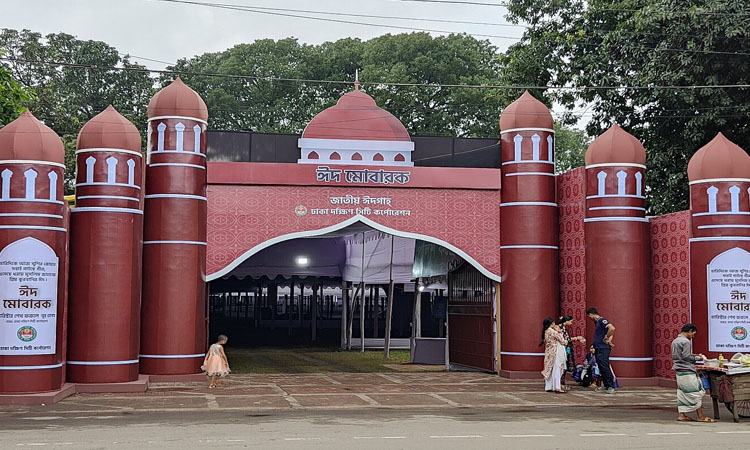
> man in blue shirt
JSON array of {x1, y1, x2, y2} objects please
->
[{"x1": 586, "y1": 307, "x2": 616, "y2": 394}]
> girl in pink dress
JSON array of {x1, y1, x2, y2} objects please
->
[{"x1": 202, "y1": 334, "x2": 230, "y2": 388}]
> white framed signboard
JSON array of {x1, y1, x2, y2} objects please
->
[
  {"x1": 707, "y1": 247, "x2": 750, "y2": 352},
  {"x1": 0, "y1": 237, "x2": 59, "y2": 355}
]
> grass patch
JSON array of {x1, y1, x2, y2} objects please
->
[{"x1": 225, "y1": 347, "x2": 412, "y2": 374}]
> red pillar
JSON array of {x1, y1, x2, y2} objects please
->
[
  {"x1": 139, "y1": 78, "x2": 209, "y2": 375},
  {"x1": 498, "y1": 91, "x2": 559, "y2": 372},
  {"x1": 688, "y1": 133, "x2": 750, "y2": 358},
  {"x1": 584, "y1": 125, "x2": 652, "y2": 378},
  {"x1": 0, "y1": 111, "x2": 68, "y2": 393},
  {"x1": 67, "y1": 106, "x2": 144, "y2": 383}
]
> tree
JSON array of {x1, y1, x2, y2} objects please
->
[
  {"x1": 555, "y1": 124, "x2": 590, "y2": 174},
  {"x1": 168, "y1": 33, "x2": 513, "y2": 137},
  {"x1": 1, "y1": 29, "x2": 156, "y2": 191},
  {"x1": 501, "y1": 0, "x2": 750, "y2": 214},
  {"x1": 0, "y1": 51, "x2": 33, "y2": 126}
]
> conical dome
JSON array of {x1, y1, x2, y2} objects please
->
[
  {"x1": 499, "y1": 91, "x2": 553, "y2": 130},
  {"x1": 585, "y1": 124, "x2": 646, "y2": 166},
  {"x1": 687, "y1": 133, "x2": 750, "y2": 181},
  {"x1": 0, "y1": 110, "x2": 64, "y2": 164},
  {"x1": 147, "y1": 77, "x2": 208, "y2": 121},
  {"x1": 302, "y1": 85, "x2": 410, "y2": 141},
  {"x1": 77, "y1": 105, "x2": 141, "y2": 152}
]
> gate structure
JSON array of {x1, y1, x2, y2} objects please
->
[{"x1": 447, "y1": 263, "x2": 496, "y2": 372}]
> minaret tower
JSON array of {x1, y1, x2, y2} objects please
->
[
  {"x1": 139, "y1": 78, "x2": 209, "y2": 374},
  {"x1": 498, "y1": 91, "x2": 559, "y2": 372},
  {"x1": 687, "y1": 133, "x2": 750, "y2": 357},
  {"x1": 67, "y1": 106, "x2": 144, "y2": 383},
  {"x1": 0, "y1": 111, "x2": 67, "y2": 393},
  {"x1": 584, "y1": 124, "x2": 652, "y2": 377}
]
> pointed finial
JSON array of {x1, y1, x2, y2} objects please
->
[{"x1": 355, "y1": 69, "x2": 360, "y2": 91}]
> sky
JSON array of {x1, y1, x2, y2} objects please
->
[{"x1": 0, "y1": 0, "x2": 525, "y2": 68}]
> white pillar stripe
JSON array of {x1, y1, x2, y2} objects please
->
[
  {"x1": 106, "y1": 156, "x2": 118, "y2": 184},
  {"x1": 157, "y1": 122, "x2": 166, "y2": 151},
  {"x1": 85, "y1": 156, "x2": 96, "y2": 183},
  {"x1": 531, "y1": 134, "x2": 540, "y2": 161},
  {"x1": 48, "y1": 171, "x2": 58, "y2": 201},
  {"x1": 24, "y1": 168, "x2": 37, "y2": 199},
  {"x1": 175, "y1": 122, "x2": 185, "y2": 152},
  {"x1": 193, "y1": 124, "x2": 201, "y2": 153},
  {"x1": 513, "y1": 134, "x2": 523, "y2": 161},
  {"x1": 616, "y1": 170, "x2": 627, "y2": 196},
  {"x1": 127, "y1": 159, "x2": 136, "y2": 186},
  {"x1": 729, "y1": 185, "x2": 740, "y2": 212},
  {"x1": 597, "y1": 171, "x2": 607, "y2": 196},
  {"x1": 707, "y1": 185, "x2": 719, "y2": 213},
  {"x1": 1, "y1": 169, "x2": 12, "y2": 199}
]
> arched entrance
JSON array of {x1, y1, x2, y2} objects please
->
[{"x1": 207, "y1": 216, "x2": 500, "y2": 372}]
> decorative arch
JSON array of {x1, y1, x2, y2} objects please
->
[{"x1": 207, "y1": 214, "x2": 501, "y2": 283}]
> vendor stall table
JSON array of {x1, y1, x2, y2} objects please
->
[{"x1": 698, "y1": 365, "x2": 750, "y2": 423}]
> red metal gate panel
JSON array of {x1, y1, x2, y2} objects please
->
[{"x1": 448, "y1": 264, "x2": 495, "y2": 372}]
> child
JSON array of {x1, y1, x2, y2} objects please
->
[
  {"x1": 202, "y1": 334, "x2": 230, "y2": 389},
  {"x1": 581, "y1": 345, "x2": 601, "y2": 388}
]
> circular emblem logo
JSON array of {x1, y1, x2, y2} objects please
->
[
  {"x1": 732, "y1": 326, "x2": 747, "y2": 341},
  {"x1": 294, "y1": 205, "x2": 308, "y2": 216},
  {"x1": 17, "y1": 326, "x2": 37, "y2": 342}
]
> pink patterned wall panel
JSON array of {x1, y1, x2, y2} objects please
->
[
  {"x1": 206, "y1": 185, "x2": 501, "y2": 279},
  {"x1": 649, "y1": 210, "x2": 691, "y2": 379},
  {"x1": 557, "y1": 167, "x2": 588, "y2": 364}
]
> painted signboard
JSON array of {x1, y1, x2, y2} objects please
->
[
  {"x1": 0, "y1": 238, "x2": 59, "y2": 356},
  {"x1": 707, "y1": 247, "x2": 750, "y2": 352}
]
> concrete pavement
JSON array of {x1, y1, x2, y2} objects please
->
[{"x1": 1, "y1": 372, "x2": 748, "y2": 449}]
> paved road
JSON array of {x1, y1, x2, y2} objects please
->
[
  {"x1": 2, "y1": 373, "x2": 749, "y2": 448},
  {"x1": 1, "y1": 407, "x2": 748, "y2": 449}
]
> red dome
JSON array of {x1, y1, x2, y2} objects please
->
[
  {"x1": 302, "y1": 86, "x2": 410, "y2": 141},
  {"x1": 147, "y1": 77, "x2": 208, "y2": 121},
  {"x1": 0, "y1": 110, "x2": 64, "y2": 164},
  {"x1": 77, "y1": 105, "x2": 141, "y2": 152},
  {"x1": 584, "y1": 124, "x2": 646, "y2": 166},
  {"x1": 688, "y1": 133, "x2": 750, "y2": 181},
  {"x1": 499, "y1": 90, "x2": 553, "y2": 130}
]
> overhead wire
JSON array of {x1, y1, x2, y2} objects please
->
[{"x1": 3, "y1": 57, "x2": 749, "y2": 91}]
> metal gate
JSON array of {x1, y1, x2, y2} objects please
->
[{"x1": 447, "y1": 263, "x2": 496, "y2": 372}]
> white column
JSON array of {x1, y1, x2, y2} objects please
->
[
  {"x1": 48, "y1": 171, "x2": 58, "y2": 201},
  {"x1": 86, "y1": 156, "x2": 96, "y2": 183},
  {"x1": 531, "y1": 134, "x2": 540, "y2": 161},
  {"x1": 729, "y1": 185, "x2": 740, "y2": 212},
  {"x1": 616, "y1": 170, "x2": 627, "y2": 196},
  {"x1": 597, "y1": 171, "x2": 607, "y2": 196},
  {"x1": 127, "y1": 159, "x2": 136, "y2": 186},
  {"x1": 157, "y1": 122, "x2": 167, "y2": 151},
  {"x1": 547, "y1": 135, "x2": 553, "y2": 162},
  {"x1": 175, "y1": 123, "x2": 185, "y2": 152},
  {"x1": 513, "y1": 134, "x2": 523, "y2": 161},
  {"x1": 106, "y1": 156, "x2": 118, "y2": 184},
  {"x1": 1, "y1": 169, "x2": 12, "y2": 199},
  {"x1": 707, "y1": 186, "x2": 719, "y2": 213},
  {"x1": 635, "y1": 172, "x2": 643, "y2": 197},
  {"x1": 193, "y1": 125, "x2": 202, "y2": 153},
  {"x1": 24, "y1": 169, "x2": 38, "y2": 200}
]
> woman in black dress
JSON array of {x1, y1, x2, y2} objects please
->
[{"x1": 558, "y1": 315, "x2": 585, "y2": 390}]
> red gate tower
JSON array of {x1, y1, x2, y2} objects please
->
[
  {"x1": 584, "y1": 125, "x2": 651, "y2": 377},
  {"x1": 0, "y1": 111, "x2": 67, "y2": 393},
  {"x1": 498, "y1": 91, "x2": 558, "y2": 372},
  {"x1": 140, "y1": 78, "x2": 209, "y2": 374},
  {"x1": 67, "y1": 106, "x2": 144, "y2": 383},
  {"x1": 687, "y1": 133, "x2": 750, "y2": 358}
]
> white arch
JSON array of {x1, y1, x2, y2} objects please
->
[{"x1": 206, "y1": 214, "x2": 502, "y2": 283}]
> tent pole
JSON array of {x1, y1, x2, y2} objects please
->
[
  {"x1": 411, "y1": 277, "x2": 421, "y2": 362},
  {"x1": 371, "y1": 285, "x2": 378, "y2": 339},
  {"x1": 360, "y1": 232, "x2": 366, "y2": 353},
  {"x1": 288, "y1": 277, "x2": 294, "y2": 336},
  {"x1": 340, "y1": 279, "x2": 349, "y2": 350},
  {"x1": 311, "y1": 283, "x2": 318, "y2": 342},
  {"x1": 348, "y1": 282, "x2": 360, "y2": 351},
  {"x1": 384, "y1": 235, "x2": 395, "y2": 359}
]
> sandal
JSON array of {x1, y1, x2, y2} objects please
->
[
  {"x1": 698, "y1": 417, "x2": 716, "y2": 423},
  {"x1": 209, "y1": 384, "x2": 216, "y2": 389}
]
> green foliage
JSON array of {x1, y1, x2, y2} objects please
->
[
  {"x1": 555, "y1": 123, "x2": 590, "y2": 174},
  {"x1": 168, "y1": 33, "x2": 512, "y2": 137},
  {"x1": 1, "y1": 29, "x2": 156, "y2": 191},
  {"x1": 501, "y1": 0, "x2": 750, "y2": 214},
  {"x1": 0, "y1": 51, "x2": 33, "y2": 126}
]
